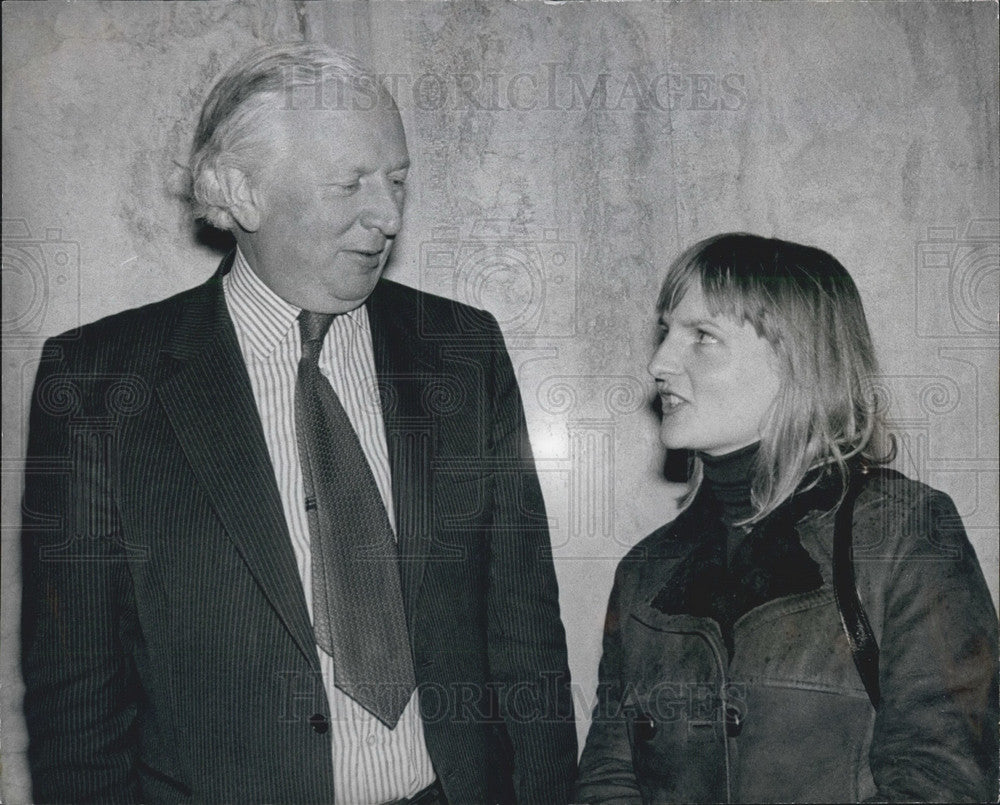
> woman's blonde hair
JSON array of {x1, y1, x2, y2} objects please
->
[{"x1": 657, "y1": 233, "x2": 895, "y2": 522}]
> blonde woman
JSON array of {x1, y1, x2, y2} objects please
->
[{"x1": 576, "y1": 233, "x2": 998, "y2": 803}]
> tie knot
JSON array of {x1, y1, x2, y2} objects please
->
[{"x1": 298, "y1": 310, "x2": 335, "y2": 363}]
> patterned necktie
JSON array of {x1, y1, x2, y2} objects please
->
[{"x1": 295, "y1": 310, "x2": 416, "y2": 728}]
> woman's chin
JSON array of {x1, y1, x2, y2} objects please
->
[{"x1": 657, "y1": 427, "x2": 690, "y2": 452}]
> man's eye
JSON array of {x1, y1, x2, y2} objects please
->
[
  {"x1": 696, "y1": 329, "x2": 718, "y2": 344},
  {"x1": 324, "y1": 181, "x2": 359, "y2": 194},
  {"x1": 391, "y1": 176, "x2": 407, "y2": 187}
]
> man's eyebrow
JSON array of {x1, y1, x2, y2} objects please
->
[
  {"x1": 318, "y1": 158, "x2": 410, "y2": 180},
  {"x1": 342, "y1": 158, "x2": 410, "y2": 173}
]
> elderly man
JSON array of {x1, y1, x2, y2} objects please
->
[{"x1": 21, "y1": 43, "x2": 576, "y2": 804}]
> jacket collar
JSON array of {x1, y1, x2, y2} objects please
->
[
  {"x1": 155, "y1": 254, "x2": 319, "y2": 670},
  {"x1": 646, "y1": 470, "x2": 842, "y2": 633},
  {"x1": 365, "y1": 278, "x2": 439, "y2": 619}
]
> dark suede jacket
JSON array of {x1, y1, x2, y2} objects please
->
[{"x1": 576, "y1": 470, "x2": 998, "y2": 803}]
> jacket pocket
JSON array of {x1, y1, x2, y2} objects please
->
[
  {"x1": 623, "y1": 613, "x2": 730, "y2": 802},
  {"x1": 135, "y1": 759, "x2": 193, "y2": 802}
]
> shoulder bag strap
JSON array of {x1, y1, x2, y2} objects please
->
[{"x1": 832, "y1": 468, "x2": 881, "y2": 709}]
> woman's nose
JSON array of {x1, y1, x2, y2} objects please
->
[{"x1": 648, "y1": 335, "x2": 680, "y2": 379}]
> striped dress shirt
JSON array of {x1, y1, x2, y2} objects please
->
[{"x1": 224, "y1": 250, "x2": 435, "y2": 804}]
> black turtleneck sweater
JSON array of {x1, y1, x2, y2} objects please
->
[
  {"x1": 700, "y1": 442, "x2": 758, "y2": 561},
  {"x1": 651, "y1": 442, "x2": 825, "y2": 659}
]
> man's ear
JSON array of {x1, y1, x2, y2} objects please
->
[{"x1": 217, "y1": 166, "x2": 263, "y2": 232}]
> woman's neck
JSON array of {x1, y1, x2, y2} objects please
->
[{"x1": 699, "y1": 442, "x2": 759, "y2": 526}]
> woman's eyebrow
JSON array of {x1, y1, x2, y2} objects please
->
[{"x1": 670, "y1": 316, "x2": 722, "y2": 329}]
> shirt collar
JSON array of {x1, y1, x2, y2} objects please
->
[{"x1": 224, "y1": 248, "x2": 369, "y2": 360}]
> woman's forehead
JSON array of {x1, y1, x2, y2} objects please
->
[
  {"x1": 663, "y1": 276, "x2": 747, "y2": 318},
  {"x1": 661, "y1": 283, "x2": 746, "y2": 325}
]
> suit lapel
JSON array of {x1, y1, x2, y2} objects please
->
[
  {"x1": 155, "y1": 269, "x2": 319, "y2": 671},
  {"x1": 367, "y1": 283, "x2": 438, "y2": 622}
]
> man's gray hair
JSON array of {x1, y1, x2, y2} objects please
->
[{"x1": 189, "y1": 42, "x2": 385, "y2": 231}]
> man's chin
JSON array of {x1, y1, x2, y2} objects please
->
[{"x1": 314, "y1": 276, "x2": 383, "y2": 314}]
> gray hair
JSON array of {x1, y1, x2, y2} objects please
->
[{"x1": 189, "y1": 42, "x2": 387, "y2": 230}]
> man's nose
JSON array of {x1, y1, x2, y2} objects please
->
[
  {"x1": 360, "y1": 175, "x2": 403, "y2": 236},
  {"x1": 647, "y1": 335, "x2": 680, "y2": 379}
]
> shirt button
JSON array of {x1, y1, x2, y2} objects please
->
[
  {"x1": 366, "y1": 734, "x2": 377, "y2": 746},
  {"x1": 634, "y1": 712, "x2": 657, "y2": 742},
  {"x1": 725, "y1": 705, "x2": 744, "y2": 738}
]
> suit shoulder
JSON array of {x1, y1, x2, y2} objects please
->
[
  {"x1": 40, "y1": 280, "x2": 209, "y2": 368},
  {"x1": 374, "y1": 278, "x2": 498, "y2": 334}
]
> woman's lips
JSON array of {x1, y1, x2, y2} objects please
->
[{"x1": 658, "y1": 390, "x2": 688, "y2": 412}]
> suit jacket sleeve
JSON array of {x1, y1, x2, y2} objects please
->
[
  {"x1": 481, "y1": 314, "x2": 578, "y2": 803},
  {"x1": 21, "y1": 337, "x2": 142, "y2": 804}
]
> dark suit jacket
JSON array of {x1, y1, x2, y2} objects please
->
[{"x1": 21, "y1": 257, "x2": 577, "y2": 804}]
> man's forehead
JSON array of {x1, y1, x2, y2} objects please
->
[
  {"x1": 276, "y1": 77, "x2": 398, "y2": 115},
  {"x1": 265, "y1": 85, "x2": 403, "y2": 134},
  {"x1": 263, "y1": 100, "x2": 408, "y2": 169}
]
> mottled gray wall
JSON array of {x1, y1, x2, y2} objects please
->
[{"x1": 3, "y1": 1, "x2": 997, "y2": 799}]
